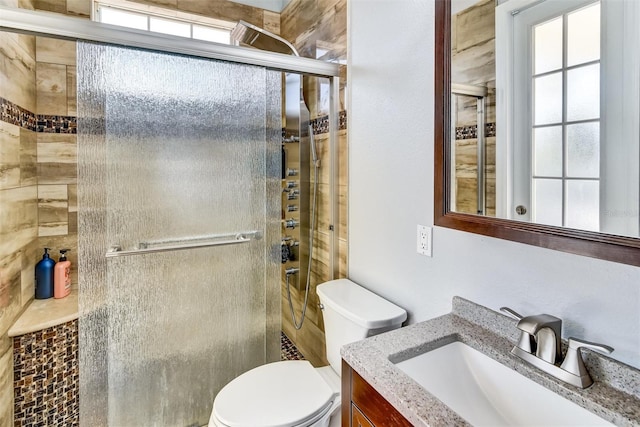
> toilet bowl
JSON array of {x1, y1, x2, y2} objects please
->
[{"x1": 209, "y1": 278, "x2": 407, "y2": 427}]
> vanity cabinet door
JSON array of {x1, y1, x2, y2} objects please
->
[
  {"x1": 342, "y1": 360, "x2": 412, "y2": 427},
  {"x1": 352, "y1": 404, "x2": 375, "y2": 427}
]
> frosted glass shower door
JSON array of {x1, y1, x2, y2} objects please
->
[{"x1": 77, "y1": 43, "x2": 281, "y2": 426}]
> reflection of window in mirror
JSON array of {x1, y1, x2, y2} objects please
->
[
  {"x1": 513, "y1": 1, "x2": 601, "y2": 231},
  {"x1": 493, "y1": 0, "x2": 640, "y2": 237}
]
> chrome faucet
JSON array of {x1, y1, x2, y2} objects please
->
[
  {"x1": 516, "y1": 313, "x2": 562, "y2": 364},
  {"x1": 500, "y1": 307, "x2": 613, "y2": 388}
]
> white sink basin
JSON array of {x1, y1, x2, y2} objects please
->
[{"x1": 394, "y1": 341, "x2": 612, "y2": 426}]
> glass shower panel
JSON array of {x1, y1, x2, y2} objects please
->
[{"x1": 77, "y1": 42, "x2": 281, "y2": 426}]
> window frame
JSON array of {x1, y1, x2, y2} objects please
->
[{"x1": 93, "y1": 0, "x2": 235, "y2": 44}]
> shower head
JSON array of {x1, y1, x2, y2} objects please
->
[{"x1": 231, "y1": 20, "x2": 299, "y2": 56}]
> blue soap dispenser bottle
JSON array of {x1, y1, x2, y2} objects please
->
[{"x1": 35, "y1": 248, "x2": 55, "y2": 299}]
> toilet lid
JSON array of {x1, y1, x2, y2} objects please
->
[{"x1": 213, "y1": 361, "x2": 336, "y2": 427}]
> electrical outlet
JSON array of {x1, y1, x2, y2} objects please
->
[{"x1": 417, "y1": 225, "x2": 432, "y2": 257}]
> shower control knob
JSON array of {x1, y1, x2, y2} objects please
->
[
  {"x1": 284, "y1": 219, "x2": 299, "y2": 229},
  {"x1": 287, "y1": 205, "x2": 298, "y2": 212},
  {"x1": 287, "y1": 190, "x2": 299, "y2": 200},
  {"x1": 287, "y1": 168, "x2": 298, "y2": 176},
  {"x1": 286, "y1": 181, "x2": 298, "y2": 188}
]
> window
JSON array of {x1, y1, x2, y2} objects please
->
[{"x1": 94, "y1": 1, "x2": 233, "y2": 44}]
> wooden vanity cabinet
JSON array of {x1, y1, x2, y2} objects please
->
[{"x1": 342, "y1": 360, "x2": 412, "y2": 427}]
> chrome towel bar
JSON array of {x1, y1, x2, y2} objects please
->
[{"x1": 106, "y1": 231, "x2": 262, "y2": 258}]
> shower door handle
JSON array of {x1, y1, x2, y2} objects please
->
[{"x1": 106, "y1": 230, "x2": 262, "y2": 258}]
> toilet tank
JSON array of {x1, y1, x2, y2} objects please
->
[{"x1": 317, "y1": 279, "x2": 407, "y2": 374}]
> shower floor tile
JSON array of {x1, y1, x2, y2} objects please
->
[{"x1": 281, "y1": 332, "x2": 305, "y2": 361}]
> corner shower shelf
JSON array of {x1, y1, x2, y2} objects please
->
[{"x1": 8, "y1": 289, "x2": 78, "y2": 337}]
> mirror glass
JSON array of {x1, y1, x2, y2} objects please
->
[{"x1": 450, "y1": 0, "x2": 640, "y2": 238}]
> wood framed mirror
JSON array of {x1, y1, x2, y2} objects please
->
[{"x1": 434, "y1": 0, "x2": 640, "y2": 267}]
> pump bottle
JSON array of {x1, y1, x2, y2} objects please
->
[
  {"x1": 35, "y1": 248, "x2": 55, "y2": 299},
  {"x1": 54, "y1": 249, "x2": 71, "y2": 299}
]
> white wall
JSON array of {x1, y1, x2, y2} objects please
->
[{"x1": 347, "y1": 0, "x2": 640, "y2": 368}]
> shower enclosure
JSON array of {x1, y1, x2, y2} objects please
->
[{"x1": 1, "y1": 7, "x2": 340, "y2": 426}]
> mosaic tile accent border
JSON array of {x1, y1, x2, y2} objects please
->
[
  {"x1": 0, "y1": 97, "x2": 77, "y2": 134},
  {"x1": 36, "y1": 115, "x2": 77, "y2": 134},
  {"x1": 281, "y1": 332, "x2": 305, "y2": 361},
  {"x1": 1, "y1": 97, "x2": 37, "y2": 131},
  {"x1": 3, "y1": 96, "x2": 344, "y2": 137},
  {"x1": 455, "y1": 122, "x2": 497, "y2": 140},
  {"x1": 13, "y1": 320, "x2": 79, "y2": 427},
  {"x1": 311, "y1": 110, "x2": 347, "y2": 135}
]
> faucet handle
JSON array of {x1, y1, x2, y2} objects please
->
[
  {"x1": 500, "y1": 307, "x2": 523, "y2": 320},
  {"x1": 500, "y1": 307, "x2": 536, "y2": 354},
  {"x1": 560, "y1": 337, "x2": 614, "y2": 388}
]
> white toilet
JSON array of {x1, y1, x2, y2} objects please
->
[{"x1": 209, "y1": 278, "x2": 407, "y2": 427}]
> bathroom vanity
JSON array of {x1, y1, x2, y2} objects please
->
[
  {"x1": 341, "y1": 297, "x2": 640, "y2": 426},
  {"x1": 342, "y1": 361, "x2": 411, "y2": 427}
]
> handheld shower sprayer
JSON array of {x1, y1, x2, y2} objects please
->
[{"x1": 309, "y1": 124, "x2": 320, "y2": 168}]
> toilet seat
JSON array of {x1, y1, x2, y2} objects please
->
[{"x1": 211, "y1": 361, "x2": 337, "y2": 427}]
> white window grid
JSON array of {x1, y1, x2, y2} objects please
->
[{"x1": 93, "y1": 0, "x2": 234, "y2": 44}]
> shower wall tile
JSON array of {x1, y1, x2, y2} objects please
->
[
  {"x1": 20, "y1": 239, "x2": 38, "y2": 306},
  {"x1": 36, "y1": 37, "x2": 76, "y2": 66},
  {"x1": 66, "y1": 66, "x2": 77, "y2": 116},
  {"x1": 37, "y1": 133, "x2": 77, "y2": 164},
  {"x1": 36, "y1": 161, "x2": 77, "y2": 185},
  {"x1": 36, "y1": 63, "x2": 67, "y2": 116},
  {"x1": 263, "y1": 10, "x2": 281, "y2": 35},
  {"x1": 281, "y1": 0, "x2": 346, "y2": 63},
  {"x1": 0, "y1": 251, "x2": 23, "y2": 335},
  {"x1": 37, "y1": 184, "x2": 68, "y2": 236},
  {"x1": 33, "y1": 0, "x2": 66, "y2": 14},
  {"x1": 65, "y1": 0, "x2": 90, "y2": 17},
  {"x1": 135, "y1": 0, "x2": 177, "y2": 9},
  {"x1": 0, "y1": 121, "x2": 21, "y2": 190},
  {"x1": 176, "y1": 0, "x2": 264, "y2": 26},
  {"x1": 0, "y1": 336, "x2": 12, "y2": 427},
  {"x1": 281, "y1": 0, "x2": 318, "y2": 47},
  {"x1": 18, "y1": 0, "x2": 35, "y2": 8},
  {"x1": 0, "y1": 32, "x2": 36, "y2": 113},
  {"x1": 0, "y1": 186, "x2": 38, "y2": 258},
  {"x1": 338, "y1": 185, "x2": 347, "y2": 241},
  {"x1": 20, "y1": 129, "x2": 37, "y2": 187},
  {"x1": 67, "y1": 184, "x2": 77, "y2": 212}
]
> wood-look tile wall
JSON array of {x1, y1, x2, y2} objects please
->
[
  {"x1": 1, "y1": 1, "x2": 82, "y2": 423},
  {"x1": 280, "y1": 0, "x2": 347, "y2": 367},
  {"x1": 451, "y1": 0, "x2": 496, "y2": 216},
  {"x1": 0, "y1": 4, "x2": 37, "y2": 422},
  {"x1": 34, "y1": 36, "x2": 79, "y2": 288}
]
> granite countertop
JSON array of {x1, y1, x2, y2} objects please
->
[
  {"x1": 8, "y1": 289, "x2": 79, "y2": 337},
  {"x1": 341, "y1": 297, "x2": 640, "y2": 427}
]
